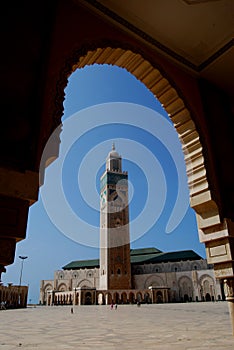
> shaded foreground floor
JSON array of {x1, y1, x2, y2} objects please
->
[{"x1": 0, "y1": 302, "x2": 233, "y2": 349}]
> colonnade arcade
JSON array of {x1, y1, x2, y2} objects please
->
[
  {"x1": 0, "y1": 285, "x2": 28, "y2": 309},
  {"x1": 97, "y1": 288, "x2": 169, "y2": 305},
  {"x1": 46, "y1": 288, "x2": 170, "y2": 306}
]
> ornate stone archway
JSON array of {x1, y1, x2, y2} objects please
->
[
  {"x1": 144, "y1": 275, "x2": 165, "y2": 289},
  {"x1": 51, "y1": 46, "x2": 233, "y2": 282},
  {"x1": 1, "y1": 0, "x2": 233, "y2": 333},
  {"x1": 42, "y1": 45, "x2": 233, "y2": 330}
]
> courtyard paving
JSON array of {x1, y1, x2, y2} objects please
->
[{"x1": 0, "y1": 302, "x2": 233, "y2": 349}]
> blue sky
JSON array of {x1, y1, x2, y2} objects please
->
[{"x1": 2, "y1": 64, "x2": 205, "y2": 303}]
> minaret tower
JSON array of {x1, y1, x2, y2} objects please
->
[{"x1": 99, "y1": 144, "x2": 131, "y2": 290}]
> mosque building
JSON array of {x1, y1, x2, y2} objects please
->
[{"x1": 40, "y1": 146, "x2": 223, "y2": 306}]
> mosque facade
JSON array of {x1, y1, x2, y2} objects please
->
[{"x1": 40, "y1": 146, "x2": 223, "y2": 305}]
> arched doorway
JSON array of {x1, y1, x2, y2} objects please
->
[
  {"x1": 144, "y1": 292, "x2": 150, "y2": 304},
  {"x1": 129, "y1": 292, "x2": 134, "y2": 304},
  {"x1": 178, "y1": 276, "x2": 193, "y2": 302},
  {"x1": 121, "y1": 292, "x2": 127, "y2": 304},
  {"x1": 85, "y1": 292, "x2": 92, "y2": 305},
  {"x1": 136, "y1": 292, "x2": 142, "y2": 303},
  {"x1": 156, "y1": 291, "x2": 163, "y2": 303},
  {"x1": 199, "y1": 275, "x2": 216, "y2": 302},
  {"x1": 113, "y1": 292, "x2": 120, "y2": 304},
  {"x1": 57, "y1": 47, "x2": 208, "y2": 222}
]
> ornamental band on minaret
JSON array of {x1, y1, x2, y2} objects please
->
[{"x1": 99, "y1": 144, "x2": 131, "y2": 290}]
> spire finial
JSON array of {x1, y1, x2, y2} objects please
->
[{"x1": 112, "y1": 142, "x2": 115, "y2": 151}]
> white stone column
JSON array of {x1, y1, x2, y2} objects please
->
[
  {"x1": 191, "y1": 191, "x2": 234, "y2": 335},
  {"x1": 224, "y1": 279, "x2": 234, "y2": 335}
]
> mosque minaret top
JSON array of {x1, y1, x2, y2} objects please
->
[{"x1": 106, "y1": 143, "x2": 122, "y2": 172}]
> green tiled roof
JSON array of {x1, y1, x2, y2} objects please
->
[
  {"x1": 131, "y1": 250, "x2": 202, "y2": 265},
  {"x1": 130, "y1": 253, "x2": 161, "y2": 264},
  {"x1": 152, "y1": 250, "x2": 202, "y2": 262},
  {"x1": 62, "y1": 259, "x2": 99, "y2": 270},
  {"x1": 130, "y1": 247, "x2": 162, "y2": 256},
  {"x1": 62, "y1": 248, "x2": 202, "y2": 270}
]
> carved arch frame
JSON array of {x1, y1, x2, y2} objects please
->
[{"x1": 47, "y1": 41, "x2": 233, "y2": 281}]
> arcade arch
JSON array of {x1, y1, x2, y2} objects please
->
[
  {"x1": 199, "y1": 274, "x2": 216, "y2": 301},
  {"x1": 144, "y1": 275, "x2": 165, "y2": 289},
  {"x1": 78, "y1": 279, "x2": 93, "y2": 288},
  {"x1": 57, "y1": 283, "x2": 67, "y2": 292},
  {"x1": 42, "y1": 45, "x2": 233, "y2": 330},
  {"x1": 178, "y1": 276, "x2": 193, "y2": 302},
  {"x1": 61, "y1": 46, "x2": 208, "y2": 216},
  {"x1": 51, "y1": 46, "x2": 233, "y2": 282}
]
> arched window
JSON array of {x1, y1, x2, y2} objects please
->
[
  {"x1": 72, "y1": 272, "x2": 78, "y2": 279},
  {"x1": 59, "y1": 272, "x2": 64, "y2": 279}
]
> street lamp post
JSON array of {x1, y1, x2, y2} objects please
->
[{"x1": 19, "y1": 256, "x2": 28, "y2": 286}]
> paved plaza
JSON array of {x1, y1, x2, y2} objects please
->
[{"x1": 0, "y1": 302, "x2": 233, "y2": 349}]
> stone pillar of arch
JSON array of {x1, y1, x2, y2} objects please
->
[
  {"x1": 73, "y1": 291, "x2": 77, "y2": 305},
  {"x1": 224, "y1": 279, "x2": 234, "y2": 335},
  {"x1": 0, "y1": 169, "x2": 39, "y2": 281},
  {"x1": 47, "y1": 291, "x2": 52, "y2": 306},
  {"x1": 193, "y1": 199, "x2": 234, "y2": 332}
]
